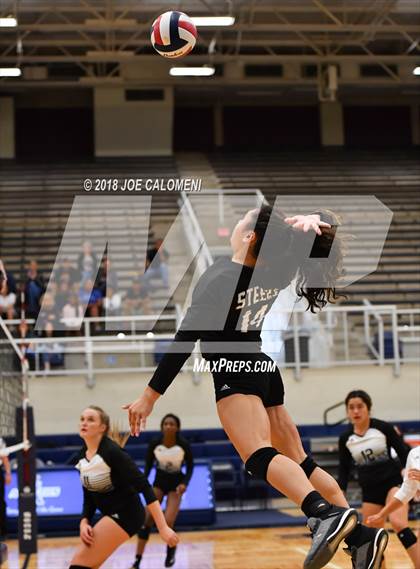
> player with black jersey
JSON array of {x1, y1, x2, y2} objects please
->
[
  {"x1": 132, "y1": 413, "x2": 193, "y2": 568},
  {"x1": 339, "y1": 390, "x2": 418, "y2": 567},
  {"x1": 125, "y1": 206, "x2": 388, "y2": 569},
  {"x1": 69, "y1": 406, "x2": 178, "y2": 569}
]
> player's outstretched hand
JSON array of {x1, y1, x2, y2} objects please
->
[
  {"x1": 284, "y1": 214, "x2": 331, "y2": 236},
  {"x1": 159, "y1": 526, "x2": 179, "y2": 548},
  {"x1": 366, "y1": 513, "x2": 385, "y2": 527},
  {"x1": 123, "y1": 387, "x2": 160, "y2": 437}
]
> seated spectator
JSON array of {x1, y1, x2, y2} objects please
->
[
  {"x1": 144, "y1": 237, "x2": 170, "y2": 289},
  {"x1": 15, "y1": 320, "x2": 35, "y2": 369},
  {"x1": 0, "y1": 281, "x2": 16, "y2": 320},
  {"x1": 36, "y1": 291, "x2": 58, "y2": 331},
  {"x1": 24, "y1": 260, "x2": 46, "y2": 319},
  {"x1": 0, "y1": 261, "x2": 17, "y2": 295},
  {"x1": 62, "y1": 294, "x2": 84, "y2": 333},
  {"x1": 0, "y1": 259, "x2": 5, "y2": 284},
  {"x1": 96, "y1": 256, "x2": 119, "y2": 297},
  {"x1": 124, "y1": 279, "x2": 151, "y2": 316},
  {"x1": 79, "y1": 279, "x2": 102, "y2": 331},
  {"x1": 37, "y1": 322, "x2": 64, "y2": 372},
  {"x1": 54, "y1": 257, "x2": 78, "y2": 286},
  {"x1": 103, "y1": 287, "x2": 122, "y2": 318},
  {"x1": 77, "y1": 241, "x2": 98, "y2": 284},
  {"x1": 55, "y1": 279, "x2": 71, "y2": 315}
]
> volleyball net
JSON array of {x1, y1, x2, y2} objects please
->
[
  {"x1": 0, "y1": 317, "x2": 37, "y2": 562},
  {"x1": 0, "y1": 319, "x2": 23, "y2": 439}
]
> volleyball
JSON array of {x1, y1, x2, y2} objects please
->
[{"x1": 151, "y1": 11, "x2": 197, "y2": 59}]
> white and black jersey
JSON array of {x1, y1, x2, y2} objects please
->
[
  {"x1": 338, "y1": 418, "x2": 410, "y2": 490},
  {"x1": 75, "y1": 436, "x2": 156, "y2": 523},
  {"x1": 144, "y1": 435, "x2": 194, "y2": 486},
  {"x1": 77, "y1": 453, "x2": 114, "y2": 493},
  {"x1": 394, "y1": 446, "x2": 420, "y2": 505}
]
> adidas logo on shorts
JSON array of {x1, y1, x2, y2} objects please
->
[
  {"x1": 220, "y1": 384, "x2": 231, "y2": 391},
  {"x1": 111, "y1": 513, "x2": 120, "y2": 519}
]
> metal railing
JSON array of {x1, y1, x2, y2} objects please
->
[
  {"x1": 363, "y1": 299, "x2": 385, "y2": 365},
  {"x1": 3, "y1": 189, "x2": 418, "y2": 384},
  {"x1": 186, "y1": 188, "x2": 266, "y2": 226},
  {"x1": 1, "y1": 302, "x2": 418, "y2": 384},
  {"x1": 180, "y1": 192, "x2": 213, "y2": 268}
]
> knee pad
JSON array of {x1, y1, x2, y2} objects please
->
[
  {"x1": 137, "y1": 525, "x2": 151, "y2": 541},
  {"x1": 397, "y1": 527, "x2": 417, "y2": 549},
  {"x1": 300, "y1": 456, "x2": 318, "y2": 478},
  {"x1": 245, "y1": 447, "x2": 279, "y2": 481}
]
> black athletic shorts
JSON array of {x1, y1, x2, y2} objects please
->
[
  {"x1": 153, "y1": 469, "x2": 184, "y2": 494},
  {"x1": 102, "y1": 495, "x2": 145, "y2": 537},
  {"x1": 361, "y1": 473, "x2": 403, "y2": 506},
  {"x1": 211, "y1": 353, "x2": 285, "y2": 408}
]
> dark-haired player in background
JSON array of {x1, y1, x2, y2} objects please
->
[
  {"x1": 339, "y1": 389, "x2": 418, "y2": 567},
  {"x1": 132, "y1": 413, "x2": 193, "y2": 568}
]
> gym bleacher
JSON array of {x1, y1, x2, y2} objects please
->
[
  {"x1": 0, "y1": 158, "x2": 180, "y2": 279},
  {"x1": 209, "y1": 150, "x2": 420, "y2": 307},
  {"x1": 1, "y1": 151, "x2": 418, "y2": 315},
  {"x1": 0, "y1": 158, "x2": 183, "y2": 337},
  {"x1": 1, "y1": 151, "x2": 419, "y2": 513}
]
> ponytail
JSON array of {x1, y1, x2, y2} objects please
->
[
  {"x1": 88, "y1": 405, "x2": 129, "y2": 447},
  {"x1": 108, "y1": 423, "x2": 130, "y2": 448}
]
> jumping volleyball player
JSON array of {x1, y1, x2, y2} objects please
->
[
  {"x1": 69, "y1": 406, "x2": 178, "y2": 569},
  {"x1": 125, "y1": 206, "x2": 388, "y2": 569},
  {"x1": 132, "y1": 413, "x2": 193, "y2": 568},
  {"x1": 339, "y1": 390, "x2": 419, "y2": 567}
]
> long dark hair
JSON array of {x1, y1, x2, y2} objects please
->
[{"x1": 246, "y1": 205, "x2": 346, "y2": 313}]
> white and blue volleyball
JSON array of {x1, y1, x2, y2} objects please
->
[{"x1": 151, "y1": 11, "x2": 197, "y2": 59}]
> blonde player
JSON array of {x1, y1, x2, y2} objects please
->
[{"x1": 69, "y1": 406, "x2": 178, "y2": 569}]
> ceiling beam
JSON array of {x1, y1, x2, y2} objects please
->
[
  {"x1": 1, "y1": 77, "x2": 418, "y2": 89},
  {"x1": 0, "y1": 37, "x2": 407, "y2": 48},
  {"x1": 6, "y1": 23, "x2": 420, "y2": 33},
  {"x1": 275, "y1": 11, "x2": 324, "y2": 56},
  {"x1": 311, "y1": 0, "x2": 343, "y2": 26},
  {"x1": 10, "y1": 4, "x2": 420, "y2": 15},
  {"x1": 0, "y1": 54, "x2": 417, "y2": 63}
]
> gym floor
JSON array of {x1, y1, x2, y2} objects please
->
[{"x1": 3, "y1": 525, "x2": 416, "y2": 569}]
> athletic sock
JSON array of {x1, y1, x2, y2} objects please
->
[
  {"x1": 301, "y1": 491, "x2": 333, "y2": 520},
  {"x1": 132, "y1": 554, "x2": 142, "y2": 569},
  {"x1": 344, "y1": 523, "x2": 373, "y2": 547}
]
